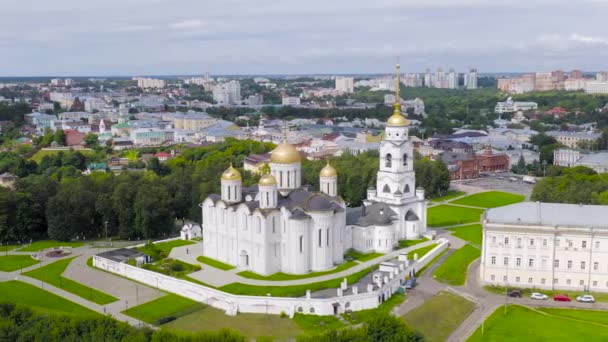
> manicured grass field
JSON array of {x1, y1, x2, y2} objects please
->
[
  {"x1": 431, "y1": 190, "x2": 465, "y2": 203},
  {"x1": 398, "y1": 237, "x2": 429, "y2": 248},
  {"x1": 165, "y1": 305, "x2": 304, "y2": 340},
  {"x1": 427, "y1": 205, "x2": 484, "y2": 227},
  {"x1": 122, "y1": 294, "x2": 204, "y2": 324},
  {"x1": 538, "y1": 308, "x2": 608, "y2": 326},
  {"x1": 24, "y1": 257, "x2": 118, "y2": 305},
  {"x1": 407, "y1": 244, "x2": 438, "y2": 260},
  {"x1": 452, "y1": 191, "x2": 525, "y2": 208},
  {"x1": 433, "y1": 245, "x2": 480, "y2": 286},
  {"x1": 153, "y1": 239, "x2": 196, "y2": 253},
  {"x1": 345, "y1": 250, "x2": 383, "y2": 262},
  {"x1": 344, "y1": 293, "x2": 405, "y2": 324},
  {"x1": 238, "y1": 261, "x2": 358, "y2": 281},
  {"x1": 468, "y1": 305, "x2": 608, "y2": 341},
  {"x1": 448, "y1": 224, "x2": 482, "y2": 245},
  {"x1": 0, "y1": 255, "x2": 40, "y2": 271},
  {"x1": 196, "y1": 256, "x2": 235, "y2": 270},
  {"x1": 19, "y1": 240, "x2": 84, "y2": 252},
  {"x1": 402, "y1": 291, "x2": 475, "y2": 342},
  {"x1": 218, "y1": 266, "x2": 375, "y2": 297},
  {"x1": 0, "y1": 280, "x2": 100, "y2": 317}
]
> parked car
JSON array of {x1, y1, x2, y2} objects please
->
[
  {"x1": 576, "y1": 295, "x2": 595, "y2": 303},
  {"x1": 553, "y1": 294, "x2": 571, "y2": 302},
  {"x1": 507, "y1": 289, "x2": 522, "y2": 298},
  {"x1": 405, "y1": 277, "x2": 417, "y2": 289},
  {"x1": 530, "y1": 292, "x2": 548, "y2": 300}
]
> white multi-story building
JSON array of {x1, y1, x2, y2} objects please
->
[
  {"x1": 282, "y1": 96, "x2": 301, "y2": 106},
  {"x1": 585, "y1": 81, "x2": 608, "y2": 94},
  {"x1": 213, "y1": 80, "x2": 241, "y2": 105},
  {"x1": 495, "y1": 97, "x2": 538, "y2": 113},
  {"x1": 554, "y1": 149, "x2": 608, "y2": 173},
  {"x1": 481, "y1": 202, "x2": 608, "y2": 293},
  {"x1": 335, "y1": 77, "x2": 354, "y2": 93},
  {"x1": 596, "y1": 72, "x2": 608, "y2": 82},
  {"x1": 545, "y1": 131, "x2": 601, "y2": 149},
  {"x1": 464, "y1": 68, "x2": 478, "y2": 89},
  {"x1": 564, "y1": 78, "x2": 589, "y2": 91},
  {"x1": 201, "y1": 65, "x2": 427, "y2": 275},
  {"x1": 135, "y1": 77, "x2": 166, "y2": 89},
  {"x1": 447, "y1": 69, "x2": 458, "y2": 89}
]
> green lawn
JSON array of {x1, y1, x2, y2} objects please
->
[
  {"x1": 431, "y1": 190, "x2": 465, "y2": 202},
  {"x1": 452, "y1": 191, "x2": 525, "y2": 208},
  {"x1": 398, "y1": 237, "x2": 429, "y2": 248},
  {"x1": 0, "y1": 280, "x2": 100, "y2": 317},
  {"x1": 402, "y1": 291, "x2": 475, "y2": 342},
  {"x1": 0, "y1": 255, "x2": 40, "y2": 271},
  {"x1": 139, "y1": 239, "x2": 195, "y2": 255},
  {"x1": 19, "y1": 240, "x2": 84, "y2": 252},
  {"x1": 539, "y1": 308, "x2": 608, "y2": 326},
  {"x1": 165, "y1": 305, "x2": 304, "y2": 340},
  {"x1": 293, "y1": 313, "x2": 344, "y2": 335},
  {"x1": 345, "y1": 250, "x2": 383, "y2": 262},
  {"x1": 448, "y1": 224, "x2": 482, "y2": 245},
  {"x1": 238, "y1": 261, "x2": 358, "y2": 281},
  {"x1": 468, "y1": 305, "x2": 608, "y2": 341},
  {"x1": 24, "y1": 257, "x2": 118, "y2": 305},
  {"x1": 196, "y1": 256, "x2": 235, "y2": 271},
  {"x1": 218, "y1": 266, "x2": 375, "y2": 297},
  {"x1": 433, "y1": 245, "x2": 480, "y2": 286},
  {"x1": 122, "y1": 294, "x2": 204, "y2": 324},
  {"x1": 407, "y1": 244, "x2": 438, "y2": 260},
  {"x1": 427, "y1": 205, "x2": 485, "y2": 227},
  {"x1": 344, "y1": 293, "x2": 405, "y2": 324}
]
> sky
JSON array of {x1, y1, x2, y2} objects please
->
[{"x1": 1, "y1": 0, "x2": 607, "y2": 76}]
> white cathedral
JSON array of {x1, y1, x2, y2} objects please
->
[{"x1": 201, "y1": 65, "x2": 428, "y2": 275}]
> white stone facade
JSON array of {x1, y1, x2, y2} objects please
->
[{"x1": 481, "y1": 202, "x2": 608, "y2": 292}]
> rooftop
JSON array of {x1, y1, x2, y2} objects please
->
[{"x1": 486, "y1": 202, "x2": 608, "y2": 229}]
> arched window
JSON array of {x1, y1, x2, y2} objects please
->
[
  {"x1": 327, "y1": 228, "x2": 330, "y2": 247},
  {"x1": 266, "y1": 192, "x2": 269, "y2": 205},
  {"x1": 257, "y1": 217, "x2": 262, "y2": 233},
  {"x1": 404, "y1": 184, "x2": 410, "y2": 193},
  {"x1": 385, "y1": 154, "x2": 392, "y2": 168},
  {"x1": 299, "y1": 235, "x2": 303, "y2": 253},
  {"x1": 318, "y1": 229, "x2": 322, "y2": 247},
  {"x1": 403, "y1": 153, "x2": 408, "y2": 166},
  {"x1": 383, "y1": 184, "x2": 391, "y2": 193},
  {"x1": 272, "y1": 217, "x2": 276, "y2": 233}
]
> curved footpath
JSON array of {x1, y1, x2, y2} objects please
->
[{"x1": 171, "y1": 240, "x2": 439, "y2": 287}]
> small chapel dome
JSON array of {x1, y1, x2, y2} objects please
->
[
  {"x1": 320, "y1": 162, "x2": 337, "y2": 177},
  {"x1": 259, "y1": 173, "x2": 277, "y2": 186},
  {"x1": 221, "y1": 165, "x2": 242, "y2": 181},
  {"x1": 270, "y1": 142, "x2": 301, "y2": 164}
]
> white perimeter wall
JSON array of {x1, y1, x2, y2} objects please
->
[{"x1": 94, "y1": 238, "x2": 448, "y2": 317}]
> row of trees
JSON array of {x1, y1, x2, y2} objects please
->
[
  {"x1": 0, "y1": 303, "x2": 423, "y2": 342},
  {"x1": 531, "y1": 166, "x2": 608, "y2": 204},
  {"x1": 0, "y1": 139, "x2": 449, "y2": 243}
]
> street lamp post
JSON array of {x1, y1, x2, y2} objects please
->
[
  {"x1": 104, "y1": 221, "x2": 109, "y2": 243},
  {"x1": 542, "y1": 160, "x2": 547, "y2": 177}
]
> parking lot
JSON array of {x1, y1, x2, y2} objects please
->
[{"x1": 452, "y1": 172, "x2": 535, "y2": 199}]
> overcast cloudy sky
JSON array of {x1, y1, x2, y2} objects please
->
[{"x1": 1, "y1": 0, "x2": 607, "y2": 76}]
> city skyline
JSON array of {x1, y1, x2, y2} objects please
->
[{"x1": 1, "y1": 0, "x2": 608, "y2": 76}]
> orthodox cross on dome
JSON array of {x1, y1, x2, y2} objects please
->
[
  {"x1": 282, "y1": 120, "x2": 288, "y2": 143},
  {"x1": 394, "y1": 61, "x2": 402, "y2": 115}
]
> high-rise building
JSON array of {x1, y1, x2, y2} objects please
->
[
  {"x1": 402, "y1": 73, "x2": 423, "y2": 87},
  {"x1": 569, "y1": 70, "x2": 584, "y2": 79},
  {"x1": 213, "y1": 80, "x2": 241, "y2": 105},
  {"x1": 424, "y1": 68, "x2": 432, "y2": 88},
  {"x1": 335, "y1": 76, "x2": 354, "y2": 93},
  {"x1": 447, "y1": 69, "x2": 458, "y2": 89},
  {"x1": 465, "y1": 68, "x2": 478, "y2": 89},
  {"x1": 596, "y1": 72, "x2": 608, "y2": 82},
  {"x1": 136, "y1": 77, "x2": 166, "y2": 89},
  {"x1": 435, "y1": 68, "x2": 446, "y2": 88}
]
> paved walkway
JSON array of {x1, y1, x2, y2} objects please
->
[
  {"x1": 171, "y1": 240, "x2": 439, "y2": 287},
  {"x1": 0, "y1": 246, "x2": 159, "y2": 328}
]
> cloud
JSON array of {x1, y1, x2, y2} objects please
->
[
  {"x1": 569, "y1": 33, "x2": 608, "y2": 45},
  {"x1": 169, "y1": 19, "x2": 207, "y2": 30}
]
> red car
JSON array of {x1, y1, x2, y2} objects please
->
[{"x1": 553, "y1": 294, "x2": 571, "y2": 302}]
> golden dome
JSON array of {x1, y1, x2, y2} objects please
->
[
  {"x1": 271, "y1": 142, "x2": 301, "y2": 164},
  {"x1": 221, "y1": 165, "x2": 241, "y2": 181},
  {"x1": 320, "y1": 162, "x2": 337, "y2": 177},
  {"x1": 259, "y1": 173, "x2": 277, "y2": 186}
]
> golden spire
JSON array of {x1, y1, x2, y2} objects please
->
[
  {"x1": 282, "y1": 121, "x2": 288, "y2": 143},
  {"x1": 393, "y1": 63, "x2": 402, "y2": 116}
]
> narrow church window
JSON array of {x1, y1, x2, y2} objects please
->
[
  {"x1": 327, "y1": 228, "x2": 330, "y2": 247},
  {"x1": 257, "y1": 217, "x2": 261, "y2": 233},
  {"x1": 383, "y1": 184, "x2": 391, "y2": 193},
  {"x1": 318, "y1": 229, "x2": 322, "y2": 247},
  {"x1": 299, "y1": 235, "x2": 303, "y2": 253},
  {"x1": 272, "y1": 217, "x2": 276, "y2": 233},
  {"x1": 279, "y1": 171, "x2": 283, "y2": 186},
  {"x1": 385, "y1": 154, "x2": 392, "y2": 168},
  {"x1": 266, "y1": 192, "x2": 269, "y2": 205},
  {"x1": 404, "y1": 184, "x2": 410, "y2": 193},
  {"x1": 287, "y1": 171, "x2": 291, "y2": 187},
  {"x1": 403, "y1": 154, "x2": 408, "y2": 166}
]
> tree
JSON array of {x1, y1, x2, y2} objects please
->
[
  {"x1": 46, "y1": 179, "x2": 97, "y2": 241},
  {"x1": 53, "y1": 129, "x2": 66, "y2": 146},
  {"x1": 83, "y1": 133, "x2": 99, "y2": 147},
  {"x1": 134, "y1": 184, "x2": 174, "y2": 239}
]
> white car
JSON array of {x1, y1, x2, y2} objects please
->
[
  {"x1": 530, "y1": 292, "x2": 548, "y2": 300},
  {"x1": 576, "y1": 295, "x2": 596, "y2": 303}
]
